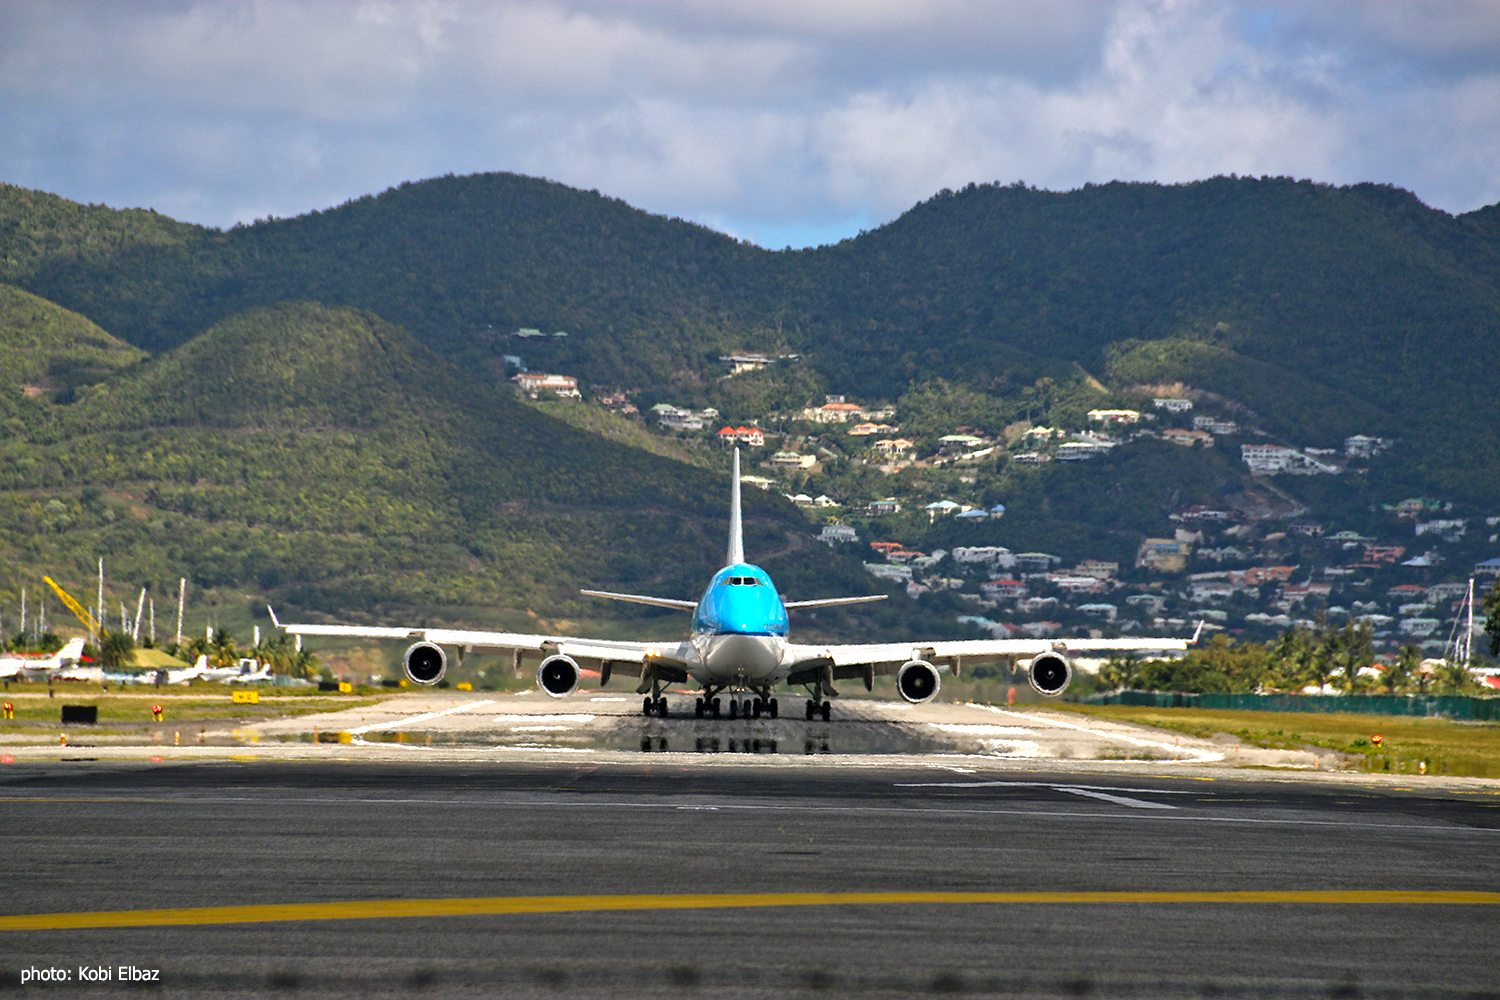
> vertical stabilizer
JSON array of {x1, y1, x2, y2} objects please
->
[{"x1": 727, "y1": 448, "x2": 745, "y2": 566}]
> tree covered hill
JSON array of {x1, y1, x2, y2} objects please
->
[
  {"x1": 1, "y1": 173, "x2": 1498, "y2": 500},
  {"x1": 0, "y1": 283, "x2": 146, "y2": 395},
  {"x1": 0, "y1": 301, "x2": 800, "y2": 627}
]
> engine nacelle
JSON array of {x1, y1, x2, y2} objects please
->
[
  {"x1": 403, "y1": 641, "x2": 447, "y2": 686},
  {"x1": 896, "y1": 659, "x2": 941, "y2": 704},
  {"x1": 537, "y1": 654, "x2": 581, "y2": 698},
  {"x1": 1028, "y1": 651, "x2": 1072, "y2": 696}
]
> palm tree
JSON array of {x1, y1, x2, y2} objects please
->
[
  {"x1": 97, "y1": 628, "x2": 136, "y2": 670},
  {"x1": 208, "y1": 628, "x2": 238, "y2": 670}
]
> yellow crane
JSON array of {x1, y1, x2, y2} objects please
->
[{"x1": 43, "y1": 576, "x2": 101, "y2": 639}]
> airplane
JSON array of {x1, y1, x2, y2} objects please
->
[
  {"x1": 273, "y1": 450, "x2": 1196, "y2": 719},
  {"x1": 0, "y1": 638, "x2": 89, "y2": 682},
  {"x1": 141, "y1": 654, "x2": 211, "y2": 686}
]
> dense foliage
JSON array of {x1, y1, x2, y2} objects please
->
[{"x1": 2, "y1": 173, "x2": 1497, "y2": 497}]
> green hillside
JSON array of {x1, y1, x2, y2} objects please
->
[
  {"x1": 0, "y1": 301, "x2": 806, "y2": 630},
  {"x1": 0, "y1": 172, "x2": 1497, "y2": 504},
  {"x1": 0, "y1": 283, "x2": 146, "y2": 394}
]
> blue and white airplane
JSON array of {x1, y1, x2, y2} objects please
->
[{"x1": 273, "y1": 451, "x2": 1193, "y2": 720}]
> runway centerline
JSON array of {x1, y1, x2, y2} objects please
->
[{"x1": 4, "y1": 890, "x2": 1499, "y2": 932}]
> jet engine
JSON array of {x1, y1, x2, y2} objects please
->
[
  {"x1": 537, "y1": 654, "x2": 581, "y2": 698},
  {"x1": 1027, "y1": 651, "x2": 1072, "y2": 696},
  {"x1": 403, "y1": 641, "x2": 447, "y2": 686},
  {"x1": 896, "y1": 659, "x2": 941, "y2": 704}
]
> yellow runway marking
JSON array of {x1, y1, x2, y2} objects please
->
[{"x1": 2, "y1": 891, "x2": 1497, "y2": 931}]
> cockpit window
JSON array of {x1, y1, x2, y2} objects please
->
[{"x1": 720, "y1": 576, "x2": 762, "y2": 587}]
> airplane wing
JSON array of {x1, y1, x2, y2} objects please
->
[
  {"x1": 781, "y1": 634, "x2": 1195, "y2": 694},
  {"x1": 271, "y1": 610, "x2": 696, "y2": 689}
]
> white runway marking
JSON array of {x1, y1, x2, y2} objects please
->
[
  {"x1": 348, "y1": 700, "x2": 497, "y2": 735},
  {"x1": 970, "y1": 704, "x2": 1225, "y2": 763},
  {"x1": 1055, "y1": 786, "x2": 1178, "y2": 810},
  {"x1": 493, "y1": 714, "x2": 595, "y2": 723}
]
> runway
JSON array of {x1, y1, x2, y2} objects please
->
[{"x1": 2, "y1": 754, "x2": 1497, "y2": 998}]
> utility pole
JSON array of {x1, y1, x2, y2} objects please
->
[
  {"x1": 96, "y1": 559, "x2": 104, "y2": 644},
  {"x1": 175, "y1": 578, "x2": 185, "y2": 647}
]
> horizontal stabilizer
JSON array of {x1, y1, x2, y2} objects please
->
[
  {"x1": 579, "y1": 589, "x2": 698, "y2": 611},
  {"x1": 782, "y1": 595, "x2": 890, "y2": 610}
]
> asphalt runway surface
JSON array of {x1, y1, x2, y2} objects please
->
[{"x1": 2, "y1": 749, "x2": 1498, "y2": 999}]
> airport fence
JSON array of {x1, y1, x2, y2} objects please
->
[{"x1": 1082, "y1": 690, "x2": 1499, "y2": 721}]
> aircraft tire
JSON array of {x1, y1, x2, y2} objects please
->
[
  {"x1": 820, "y1": 700, "x2": 831, "y2": 722},
  {"x1": 712, "y1": 697, "x2": 721, "y2": 718},
  {"x1": 694, "y1": 698, "x2": 704, "y2": 718},
  {"x1": 728, "y1": 700, "x2": 738, "y2": 719},
  {"x1": 642, "y1": 697, "x2": 653, "y2": 716},
  {"x1": 805, "y1": 700, "x2": 815, "y2": 720},
  {"x1": 750, "y1": 699, "x2": 761, "y2": 719},
  {"x1": 768, "y1": 698, "x2": 779, "y2": 719},
  {"x1": 655, "y1": 697, "x2": 668, "y2": 717}
]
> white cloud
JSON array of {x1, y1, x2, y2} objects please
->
[{"x1": 0, "y1": 0, "x2": 1496, "y2": 243}]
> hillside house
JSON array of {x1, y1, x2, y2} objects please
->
[
  {"x1": 869, "y1": 541, "x2": 904, "y2": 557},
  {"x1": 872, "y1": 438, "x2": 914, "y2": 456},
  {"x1": 1087, "y1": 409, "x2": 1142, "y2": 425},
  {"x1": 512, "y1": 372, "x2": 581, "y2": 399},
  {"x1": 1049, "y1": 574, "x2": 1105, "y2": 595},
  {"x1": 1153, "y1": 398, "x2": 1193, "y2": 413},
  {"x1": 924, "y1": 500, "x2": 962, "y2": 520},
  {"x1": 802, "y1": 401, "x2": 867, "y2": 423},
  {"x1": 1125, "y1": 594, "x2": 1167, "y2": 615},
  {"x1": 1010, "y1": 452, "x2": 1051, "y2": 464},
  {"x1": 848, "y1": 422, "x2": 896, "y2": 436},
  {"x1": 1280, "y1": 582, "x2": 1333, "y2": 602},
  {"x1": 1077, "y1": 603, "x2": 1119, "y2": 622},
  {"x1": 817, "y1": 525, "x2": 859, "y2": 545},
  {"x1": 1475, "y1": 558, "x2": 1500, "y2": 575},
  {"x1": 1344, "y1": 435, "x2": 1392, "y2": 458},
  {"x1": 1056, "y1": 440, "x2": 1111, "y2": 461},
  {"x1": 980, "y1": 579, "x2": 1029, "y2": 600},
  {"x1": 1164, "y1": 429, "x2": 1214, "y2": 447},
  {"x1": 1173, "y1": 505, "x2": 1232, "y2": 522},
  {"x1": 1386, "y1": 498, "x2": 1443, "y2": 518},
  {"x1": 864, "y1": 563, "x2": 913, "y2": 583},
  {"x1": 1138, "y1": 538, "x2": 1191, "y2": 572},
  {"x1": 1073, "y1": 560, "x2": 1119, "y2": 581},
  {"x1": 651, "y1": 403, "x2": 715, "y2": 430},
  {"x1": 1013, "y1": 552, "x2": 1062, "y2": 572},
  {"x1": 868, "y1": 498, "x2": 901, "y2": 515},
  {"x1": 953, "y1": 546, "x2": 1017, "y2": 568},
  {"x1": 769, "y1": 451, "x2": 816, "y2": 470},
  {"x1": 1189, "y1": 580, "x2": 1238, "y2": 602},
  {"x1": 1415, "y1": 519, "x2": 1466, "y2": 539},
  {"x1": 1242, "y1": 444, "x2": 1340, "y2": 474},
  {"x1": 938, "y1": 434, "x2": 987, "y2": 452},
  {"x1": 1193, "y1": 416, "x2": 1240, "y2": 434},
  {"x1": 1363, "y1": 545, "x2": 1406, "y2": 564},
  {"x1": 1387, "y1": 584, "x2": 1428, "y2": 600},
  {"x1": 1234, "y1": 565, "x2": 1298, "y2": 585},
  {"x1": 716, "y1": 426, "x2": 766, "y2": 447}
]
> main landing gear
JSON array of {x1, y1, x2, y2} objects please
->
[
  {"x1": 691, "y1": 687, "x2": 778, "y2": 720},
  {"x1": 804, "y1": 699, "x2": 831, "y2": 721},
  {"x1": 642, "y1": 696, "x2": 668, "y2": 717}
]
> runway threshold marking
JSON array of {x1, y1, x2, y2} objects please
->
[{"x1": 3, "y1": 891, "x2": 1498, "y2": 931}]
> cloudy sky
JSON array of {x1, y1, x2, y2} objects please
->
[{"x1": 3, "y1": 0, "x2": 1498, "y2": 248}]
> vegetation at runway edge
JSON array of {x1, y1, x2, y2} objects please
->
[{"x1": 1054, "y1": 703, "x2": 1500, "y2": 778}]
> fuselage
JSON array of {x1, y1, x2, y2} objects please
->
[{"x1": 687, "y1": 563, "x2": 790, "y2": 687}]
